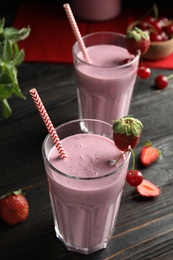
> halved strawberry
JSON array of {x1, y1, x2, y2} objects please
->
[
  {"x1": 140, "y1": 141, "x2": 161, "y2": 166},
  {"x1": 113, "y1": 115, "x2": 143, "y2": 151},
  {"x1": 126, "y1": 27, "x2": 150, "y2": 55},
  {"x1": 136, "y1": 179, "x2": 161, "y2": 197}
]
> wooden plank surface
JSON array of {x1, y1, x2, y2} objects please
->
[{"x1": 1, "y1": 62, "x2": 173, "y2": 259}]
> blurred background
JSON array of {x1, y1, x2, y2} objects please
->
[{"x1": 0, "y1": 0, "x2": 172, "y2": 26}]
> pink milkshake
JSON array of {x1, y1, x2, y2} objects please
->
[
  {"x1": 73, "y1": 32, "x2": 140, "y2": 124},
  {"x1": 42, "y1": 119, "x2": 130, "y2": 254}
]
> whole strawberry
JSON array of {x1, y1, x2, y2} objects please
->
[
  {"x1": 0, "y1": 189, "x2": 29, "y2": 225},
  {"x1": 113, "y1": 115, "x2": 143, "y2": 151},
  {"x1": 126, "y1": 27, "x2": 150, "y2": 55}
]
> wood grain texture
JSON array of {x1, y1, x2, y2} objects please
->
[{"x1": 1, "y1": 63, "x2": 173, "y2": 260}]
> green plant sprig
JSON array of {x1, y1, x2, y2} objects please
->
[{"x1": 0, "y1": 18, "x2": 31, "y2": 118}]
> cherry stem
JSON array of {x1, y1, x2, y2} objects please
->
[
  {"x1": 140, "y1": 3, "x2": 158, "y2": 21},
  {"x1": 114, "y1": 150, "x2": 128, "y2": 165},
  {"x1": 113, "y1": 148, "x2": 136, "y2": 174},
  {"x1": 153, "y1": 3, "x2": 158, "y2": 20},
  {"x1": 129, "y1": 148, "x2": 136, "y2": 173},
  {"x1": 140, "y1": 57, "x2": 145, "y2": 67},
  {"x1": 167, "y1": 74, "x2": 173, "y2": 80}
]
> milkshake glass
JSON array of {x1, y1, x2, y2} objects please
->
[
  {"x1": 42, "y1": 119, "x2": 131, "y2": 254},
  {"x1": 70, "y1": 0, "x2": 122, "y2": 22},
  {"x1": 72, "y1": 32, "x2": 140, "y2": 124}
]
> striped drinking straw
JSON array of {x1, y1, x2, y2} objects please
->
[
  {"x1": 29, "y1": 88, "x2": 67, "y2": 159},
  {"x1": 63, "y1": 3, "x2": 91, "y2": 64}
]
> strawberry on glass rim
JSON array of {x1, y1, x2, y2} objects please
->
[
  {"x1": 112, "y1": 115, "x2": 144, "y2": 187},
  {"x1": 126, "y1": 27, "x2": 150, "y2": 55},
  {"x1": 113, "y1": 115, "x2": 143, "y2": 151},
  {"x1": 112, "y1": 116, "x2": 162, "y2": 190},
  {"x1": 125, "y1": 26, "x2": 151, "y2": 80}
]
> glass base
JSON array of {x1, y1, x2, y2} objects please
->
[{"x1": 54, "y1": 225, "x2": 108, "y2": 255}]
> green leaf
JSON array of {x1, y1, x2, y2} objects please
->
[
  {"x1": 0, "y1": 83, "x2": 14, "y2": 100},
  {"x1": 17, "y1": 27, "x2": 31, "y2": 41},
  {"x1": 1, "y1": 98, "x2": 12, "y2": 118},
  {"x1": 0, "y1": 17, "x2": 31, "y2": 118},
  {"x1": 4, "y1": 26, "x2": 31, "y2": 42},
  {"x1": 3, "y1": 38, "x2": 13, "y2": 62},
  {"x1": 13, "y1": 42, "x2": 19, "y2": 58},
  {"x1": 13, "y1": 82, "x2": 26, "y2": 99},
  {"x1": 0, "y1": 42, "x2": 3, "y2": 57},
  {"x1": 0, "y1": 18, "x2": 5, "y2": 33},
  {"x1": 0, "y1": 62, "x2": 16, "y2": 84},
  {"x1": 13, "y1": 48, "x2": 25, "y2": 66}
]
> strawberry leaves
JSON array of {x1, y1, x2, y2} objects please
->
[
  {"x1": 126, "y1": 27, "x2": 150, "y2": 55},
  {"x1": 113, "y1": 115, "x2": 143, "y2": 151},
  {"x1": 0, "y1": 17, "x2": 31, "y2": 118}
]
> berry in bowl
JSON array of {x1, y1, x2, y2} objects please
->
[
  {"x1": 127, "y1": 1, "x2": 173, "y2": 61},
  {"x1": 127, "y1": 18, "x2": 173, "y2": 60}
]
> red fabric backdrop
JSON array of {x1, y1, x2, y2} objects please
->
[{"x1": 13, "y1": 3, "x2": 173, "y2": 69}]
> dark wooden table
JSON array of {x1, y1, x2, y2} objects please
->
[{"x1": 1, "y1": 61, "x2": 173, "y2": 260}]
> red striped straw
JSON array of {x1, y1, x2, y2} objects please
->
[
  {"x1": 63, "y1": 3, "x2": 91, "y2": 64},
  {"x1": 29, "y1": 88, "x2": 67, "y2": 159}
]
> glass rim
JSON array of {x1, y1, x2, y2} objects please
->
[
  {"x1": 42, "y1": 119, "x2": 131, "y2": 180},
  {"x1": 72, "y1": 31, "x2": 140, "y2": 69}
]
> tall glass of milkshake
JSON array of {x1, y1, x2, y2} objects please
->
[
  {"x1": 42, "y1": 119, "x2": 131, "y2": 254},
  {"x1": 72, "y1": 32, "x2": 140, "y2": 124}
]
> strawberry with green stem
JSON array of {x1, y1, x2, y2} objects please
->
[
  {"x1": 126, "y1": 27, "x2": 150, "y2": 55},
  {"x1": 112, "y1": 115, "x2": 143, "y2": 186},
  {"x1": 113, "y1": 115, "x2": 143, "y2": 151},
  {"x1": 126, "y1": 27, "x2": 151, "y2": 79},
  {"x1": 0, "y1": 189, "x2": 29, "y2": 225}
]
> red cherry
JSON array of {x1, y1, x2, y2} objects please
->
[
  {"x1": 126, "y1": 170, "x2": 143, "y2": 186},
  {"x1": 161, "y1": 31, "x2": 169, "y2": 41},
  {"x1": 150, "y1": 20, "x2": 162, "y2": 34},
  {"x1": 137, "y1": 66, "x2": 151, "y2": 79},
  {"x1": 163, "y1": 23, "x2": 173, "y2": 37},
  {"x1": 158, "y1": 16, "x2": 169, "y2": 25},
  {"x1": 155, "y1": 75, "x2": 168, "y2": 89},
  {"x1": 150, "y1": 32, "x2": 163, "y2": 42},
  {"x1": 138, "y1": 21, "x2": 150, "y2": 31},
  {"x1": 143, "y1": 16, "x2": 155, "y2": 24}
]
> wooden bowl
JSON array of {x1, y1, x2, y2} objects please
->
[{"x1": 127, "y1": 21, "x2": 173, "y2": 60}]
